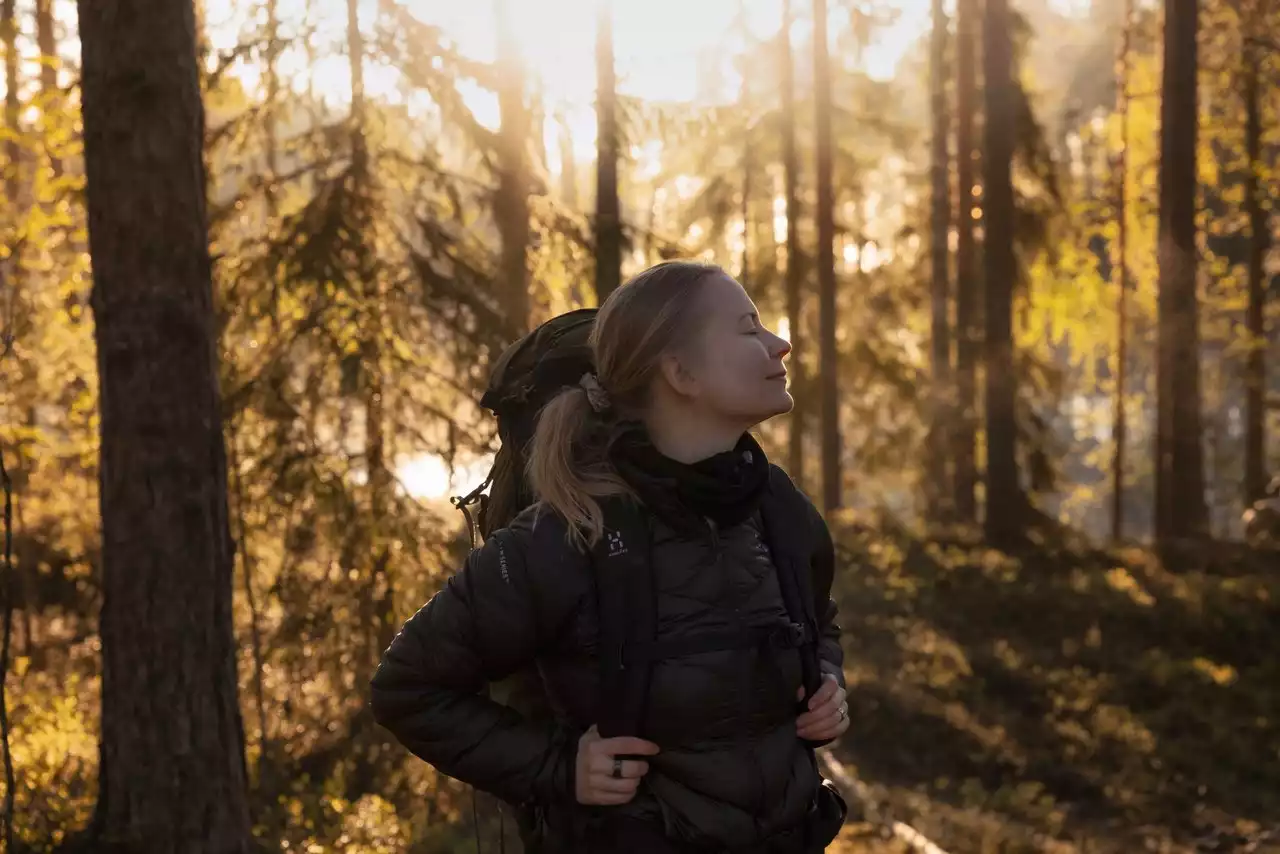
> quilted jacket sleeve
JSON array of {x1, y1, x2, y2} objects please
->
[
  {"x1": 809, "y1": 508, "x2": 846, "y2": 690},
  {"x1": 369, "y1": 509, "x2": 591, "y2": 806}
]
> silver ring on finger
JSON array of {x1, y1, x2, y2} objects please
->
[
  {"x1": 612, "y1": 757, "x2": 623, "y2": 779},
  {"x1": 838, "y1": 705, "x2": 847, "y2": 721}
]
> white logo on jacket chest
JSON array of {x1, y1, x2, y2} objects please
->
[{"x1": 606, "y1": 530, "x2": 627, "y2": 557}]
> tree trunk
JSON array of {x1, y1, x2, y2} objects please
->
[
  {"x1": 928, "y1": 0, "x2": 953, "y2": 522},
  {"x1": 982, "y1": 0, "x2": 1021, "y2": 546},
  {"x1": 1243, "y1": 13, "x2": 1269, "y2": 506},
  {"x1": 344, "y1": 0, "x2": 394, "y2": 674},
  {"x1": 264, "y1": 0, "x2": 280, "y2": 211},
  {"x1": 1111, "y1": 0, "x2": 1132, "y2": 542},
  {"x1": 813, "y1": 0, "x2": 841, "y2": 514},
  {"x1": 77, "y1": 0, "x2": 253, "y2": 845},
  {"x1": 494, "y1": 0, "x2": 530, "y2": 333},
  {"x1": 953, "y1": 0, "x2": 979, "y2": 524},
  {"x1": 1154, "y1": 0, "x2": 1206, "y2": 541},
  {"x1": 557, "y1": 110, "x2": 578, "y2": 210},
  {"x1": 594, "y1": 0, "x2": 622, "y2": 304},
  {"x1": 2, "y1": 0, "x2": 19, "y2": 214},
  {"x1": 736, "y1": 0, "x2": 753, "y2": 295},
  {"x1": 34, "y1": 0, "x2": 61, "y2": 178},
  {"x1": 781, "y1": 0, "x2": 806, "y2": 488}
]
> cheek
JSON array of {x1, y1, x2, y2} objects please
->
[{"x1": 701, "y1": 339, "x2": 773, "y2": 400}]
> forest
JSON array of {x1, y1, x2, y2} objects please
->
[{"x1": 0, "y1": 0, "x2": 1277, "y2": 851}]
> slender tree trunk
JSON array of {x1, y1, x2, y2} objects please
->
[
  {"x1": 982, "y1": 0, "x2": 1021, "y2": 546},
  {"x1": 1111, "y1": 0, "x2": 1132, "y2": 542},
  {"x1": 557, "y1": 110, "x2": 578, "y2": 210},
  {"x1": 740, "y1": 122, "x2": 753, "y2": 293},
  {"x1": 264, "y1": 0, "x2": 280, "y2": 211},
  {"x1": 953, "y1": 0, "x2": 979, "y2": 524},
  {"x1": 1154, "y1": 0, "x2": 1206, "y2": 541},
  {"x1": 1243, "y1": 15, "x2": 1269, "y2": 506},
  {"x1": 928, "y1": 0, "x2": 953, "y2": 522},
  {"x1": 2, "y1": 0, "x2": 19, "y2": 216},
  {"x1": 34, "y1": 0, "x2": 61, "y2": 178},
  {"x1": 228, "y1": 426, "x2": 269, "y2": 777},
  {"x1": 530, "y1": 89, "x2": 549, "y2": 178},
  {"x1": 814, "y1": 0, "x2": 840, "y2": 513},
  {"x1": 737, "y1": 0, "x2": 753, "y2": 295},
  {"x1": 594, "y1": 0, "x2": 622, "y2": 304},
  {"x1": 345, "y1": 0, "x2": 394, "y2": 673},
  {"x1": 346, "y1": 0, "x2": 365, "y2": 173},
  {"x1": 493, "y1": 0, "x2": 530, "y2": 332},
  {"x1": 78, "y1": 0, "x2": 253, "y2": 844},
  {"x1": 781, "y1": 0, "x2": 806, "y2": 488}
]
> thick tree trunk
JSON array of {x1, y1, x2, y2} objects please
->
[
  {"x1": 781, "y1": 0, "x2": 807, "y2": 489},
  {"x1": 814, "y1": 0, "x2": 841, "y2": 514},
  {"x1": 1154, "y1": 0, "x2": 1206, "y2": 541},
  {"x1": 594, "y1": 0, "x2": 622, "y2": 304},
  {"x1": 1243, "y1": 19, "x2": 1269, "y2": 506},
  {"x1": 952, "y1": 0, "x2": 979, "y2": 524},
  {"x1": 928, "y1": 0, "x2": 953, "y2": 522},
  {"x1": 77, "y1": 0, "x2": 253, "y2": 846},
  {"x1": 982, "y1": 0, "x2": 1021, "y2": 546}
]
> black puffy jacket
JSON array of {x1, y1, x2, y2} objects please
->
[{"x1": 369, "y1": 469, "x2": 845, "y2": 851}]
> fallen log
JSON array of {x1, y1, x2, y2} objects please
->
[{"x1": 818, "y1": 749, "x2": 952, "y2": 854}]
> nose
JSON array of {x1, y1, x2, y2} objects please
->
[{"x1": 767, "y1": 331, "x2": 791, "y2": 360}]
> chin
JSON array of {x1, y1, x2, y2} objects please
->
[{"x1": 753, "y1": 389, "x2": 795, "y2": 422}]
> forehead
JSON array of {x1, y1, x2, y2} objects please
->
[{"x1": 696, "y1": 272, "x2": 755, "y2": 319}]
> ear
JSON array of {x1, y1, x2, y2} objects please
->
[{"x1": 657, "y1": 350, "x2": 701, "y2": 398}]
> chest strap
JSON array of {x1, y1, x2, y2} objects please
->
[{"x1": 611, "y1": 620, "x2": 810, "y2": 669}]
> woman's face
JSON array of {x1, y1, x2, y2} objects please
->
[{"x1": 664, "y1": 272, "x2": 794, "y2": 427}]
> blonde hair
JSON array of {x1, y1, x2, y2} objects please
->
[{"x1": 526, "y1": 260, "x2": 722, "y2": 548}]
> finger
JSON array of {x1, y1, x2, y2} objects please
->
[
  {"x1": 807, "y1": 675, "x2": 841, "y2": 710},
  {"x1": 808, "y1": 684, "x2": 846, "y2": 714},
  {"x1": 589, "y1": 755, "x2": 650, "y2": 778},
  {"x1": 587, "y1": 773, "x2": 641, "y2": 795},
  {"x1": 799, "y1": 701, "x2": 847, "y2": 731},
  {"x1": 799, "y1": 704, "x2": 849, "y2": 737},
  {"x1": 800, "y1": 717, "x2": 850, "y2": 741},
  {"x1": 798, "y1": 689, "x2": 845, "y2": 725},
  {"x1": 584, "y1": 787, "x2": 639, "y2": 806},
  {"x1": 597, "y1": 736, "x2": 661, "y2": 756},
  {"x1": 797, "y1": 711, "x2": 838, "y2": 734}
]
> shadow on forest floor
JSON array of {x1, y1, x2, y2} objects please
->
[{"x1": 824, "y1": 516, "x2": 1280, "y2": 853}]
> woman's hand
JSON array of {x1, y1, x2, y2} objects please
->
[
  {"x1": 574, "y1": 725, "x2": 661, "y2": 805},
  {"x1": 796, "y1": 674, "x2": 850, "y2": 742}
]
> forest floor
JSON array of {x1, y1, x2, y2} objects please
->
[
  {"x1": 820, "y1": 518, "x2": 1280, "y2": 854},
  {"x1": 9, "y1": 519, "x2": 1280, "y2": 853}
]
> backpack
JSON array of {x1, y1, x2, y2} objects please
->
[{"x1": 454, "y1": 309, "x2": 828, "y2": 737}]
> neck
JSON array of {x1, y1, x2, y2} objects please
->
[{"x1": 643, "y1": 411, "x2": 745, "y2": 464}]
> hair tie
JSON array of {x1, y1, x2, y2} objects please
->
[{"x1": 579, "y1": 372, "x2": 612, "y2": 414}]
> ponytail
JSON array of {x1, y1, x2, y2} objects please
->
[{"x1": 526, "y1": 386, "x2": 630, "y2": 549}]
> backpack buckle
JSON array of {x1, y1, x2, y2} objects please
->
[{"x1": 770, "y1": 621, "x2": 807, "y2": 649}]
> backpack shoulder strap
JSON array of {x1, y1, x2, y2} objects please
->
[
  {"x1": 758, "y1": 466, "x2": 823, "y2": 702},
  {"x1": 589, "y1": 497, "x2": 655, "y2": 740}
]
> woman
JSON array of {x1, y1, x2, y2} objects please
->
[{"x1": 370, "y1": 261, "x2": 849, "y2": 852}]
